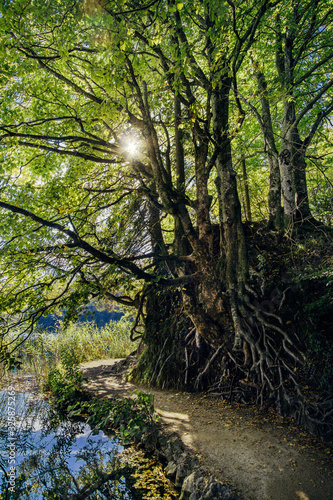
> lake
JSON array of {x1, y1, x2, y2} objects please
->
[{"x1": 0, "y1": 387, "x2": 136, "y2": 499}]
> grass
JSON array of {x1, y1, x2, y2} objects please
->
[{"x1": 1, "y1": 318, "x2": 138, "y2": 387}]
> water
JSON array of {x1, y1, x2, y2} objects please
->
[{"x1": 0, "y1": 388, "x2": 133, "y2": 499}]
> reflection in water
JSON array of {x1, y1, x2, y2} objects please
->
[{"x1": 0, "y1": 390, "x2": 134, "y2": 499}]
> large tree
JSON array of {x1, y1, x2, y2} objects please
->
[
  {"x1": 0, "y1": 0, "x2": 332, "y2": 430},
  {"x1": 0, "y1": 0, "x2": 273, "y2": 343}
]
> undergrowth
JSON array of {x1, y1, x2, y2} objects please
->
[
  {"x1": 45, "y1": 349, "x2": 158, "y2": 445},
  {"x1": 1, "y1": 318, "x2": 138, "y2": 386}
]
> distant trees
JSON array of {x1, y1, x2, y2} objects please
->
[
  {"x1": 244, "y1": 0, "x2": 333, "y2": 227},
  {"x1": 0, "y1": 0, "x2": 332, "y2": 418}
]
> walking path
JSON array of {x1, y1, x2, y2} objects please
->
[{"x1": 79, "y1": 359, "x2": 333, "y2": 500}]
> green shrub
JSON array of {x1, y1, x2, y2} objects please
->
[
  {"x1": 45, "y1": 347, "x2": 91, "y2": 411},
  {"x1": 44, "y1": 349, "x2": 157, "y2": 444}
]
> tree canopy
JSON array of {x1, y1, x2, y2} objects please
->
[{"x1": 1, "y1": 0, "x2": 333, "y2": 432}]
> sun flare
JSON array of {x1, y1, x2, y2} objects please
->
[{"x1": 123, "y1": 136, "x2": 139, "y2": 157}]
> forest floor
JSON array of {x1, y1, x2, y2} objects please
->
[{"x1": 79, "y1": 358, "x2": 333, "y2": 500}]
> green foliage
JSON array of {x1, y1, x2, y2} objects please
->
[
  {"x1": 45, "y1": 349, "x2": 157, "y2": 444},
  {"x1": 68, "y1": 390, "x2": 156, "y2": 444},
  {"x1": 0, "y1": 0, "x2": 333, "y2": 432},
  {"x1": 0, "y1": 345, "x2": 22, "y2": 372},
  {"x1": 45, "y1": 347, "x2": 91, "y2": 411},
  {"x1": 13, "y1": 317, "x2": 137, "y2": 377},
  {"x1": 1, "y1": 0, "x2": 332, "y2": 354},
  {"x1": 46, "y1": 318, "x2": 137, "y2": 364}
]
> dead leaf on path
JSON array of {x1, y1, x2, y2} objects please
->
[{"x1": 296, "y1": 492, "x2": 309, "y2": 500}]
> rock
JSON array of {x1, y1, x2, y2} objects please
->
[
  {"x1": 175, "y1": 454, "x2": 196, "y2": 487},
  {"x1": 143, "y1": 420, "x2": 242, "y2": 499},
  {"x1": 189, "y1": 492, "x2": 201, "y2": 500},
  {"x1": 165, "y1": 460, "x2": 178, "y2": 479},
  {"x1": 167, "y1": 434, "x2": 187, "y2": 461},
  {"x1": 201, "y1": 480, "x2": 240, "y2": 500},
  {"x1": 180, "y1": 470, "x2": 205, "y2": 500},
  {"x1": 180, "y1": 473, "x2": 240, "y2": 500}
]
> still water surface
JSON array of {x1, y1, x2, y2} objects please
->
[{"x1": 0, "y1": 388, "x2": 133, "y2": 499}]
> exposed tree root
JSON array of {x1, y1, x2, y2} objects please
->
[{"x1": 130, "y1": 281, "x2": 333, "y2": 441}]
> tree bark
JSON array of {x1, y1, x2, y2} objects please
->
[
  {"x1": 289, "y1": 126, "x2": 312, "y2": 222},
  {"x1": 275, "y1": 18, "x2": 313, "y2": 227},
  {"x1": 252, "y1": 67, "x2": 282, "y2": 229},
  {"x1": 279, "y1": 102, "x2": 297, "y2": 226},
  {"x1": 279, "y1": 102, "x2": 313, "y2": 226},
  {"x1": 241, "y1": 157, "x2": 252, "y2": 223},
  {"x1": 212, "y1": 80, "x2": 248, "y2": 348}
]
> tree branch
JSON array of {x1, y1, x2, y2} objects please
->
[{"x1": 293, "y1": 78, "x2": 333, "y2": 130}]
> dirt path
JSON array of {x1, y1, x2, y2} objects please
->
[{"x1": 79, "y1": 359, "x2": 333, "y2": 500}]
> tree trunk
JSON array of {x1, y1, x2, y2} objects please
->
[
  {"x1": 279, "y1": 102, "x2": 313, "y2": 226},
  {"x1": 173, "y1": 95, "x2": 192, "y2": 259},
  {"x1": 241, "y1": 157, "x2": 252, "y2": 223},
  {"x1": 253, "y1": 67, "x2": 282, "y2": 229},
  {"x1": 212, "y1": 81, "x2": 248, "y2": 349},
  {"x1": 289, "y1": 127, "x2": 313, "y2": 222},
  {"x1": 276, "y1": 21, "x2": 313, "y2": 228},
  {"x1": 279, "y1": 102, "x2": 297, "y2": 226},
  {"x1": 268, "y1": 152, "x2": 283, "y2": 228},
  {"x1": 147, "y1": 198, "x2": 170, "y2": 269}
]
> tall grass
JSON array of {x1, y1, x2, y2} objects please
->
[{"x1": 3, "y1": 318, "x2": 138, "y2": 386}]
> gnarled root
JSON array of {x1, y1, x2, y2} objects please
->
[{"x1": 220, "y1": 290, "x2": 333, "y2": 439}]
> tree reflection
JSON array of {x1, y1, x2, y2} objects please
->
[{"x1": 0, "y1": 392, "x2": 134, "y2": 499}]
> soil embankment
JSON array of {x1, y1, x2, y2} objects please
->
[{"x1": 79, "y1": 358, "x2": 333, "y2": 500}]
